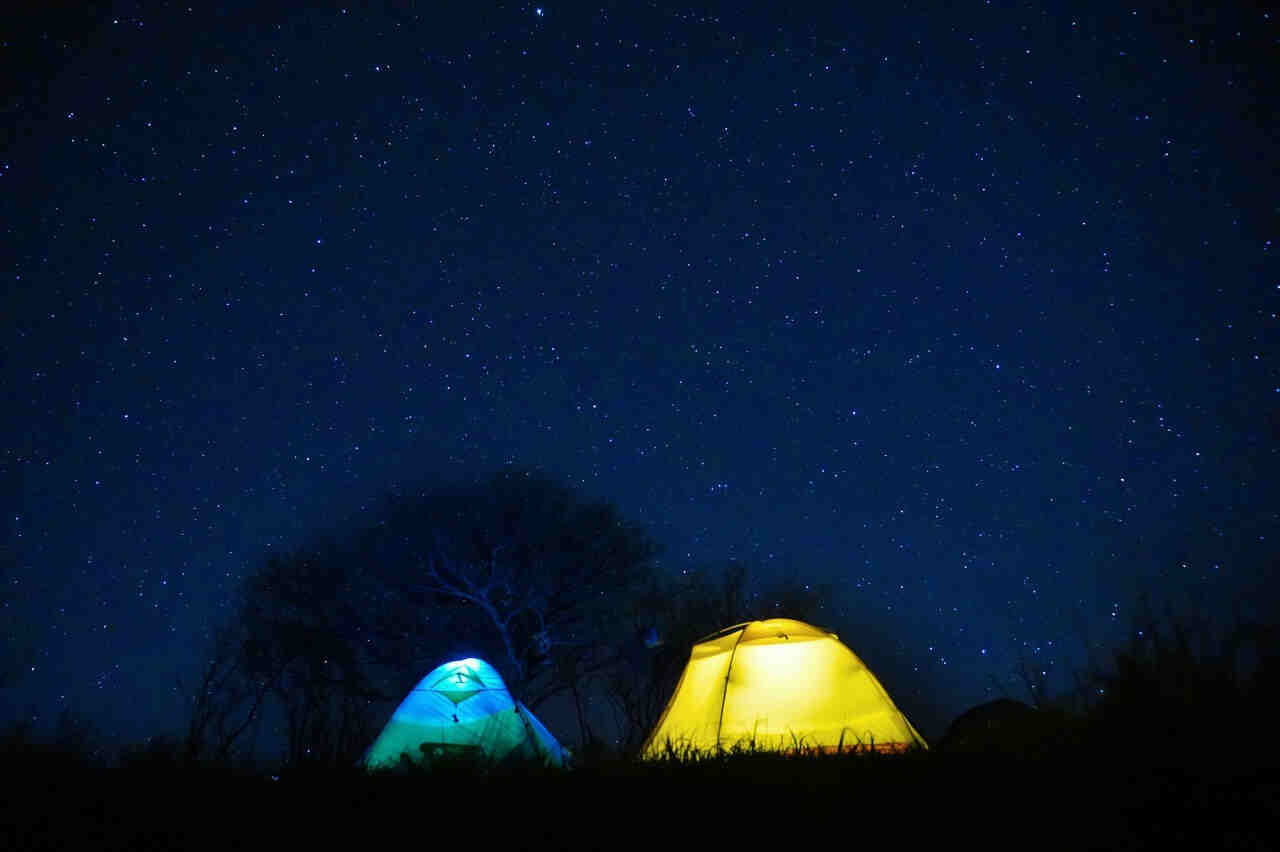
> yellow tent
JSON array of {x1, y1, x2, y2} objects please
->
[{"x1": 641, "y1": 618, "x2": 927, "y2": 757}]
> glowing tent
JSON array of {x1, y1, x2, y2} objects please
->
[
  {"x1": 363, "y1": 658, "x2": 569, "y2": 769},
  {"x1": 641, "y1": 618, "x2": 927, "y2": 757}
]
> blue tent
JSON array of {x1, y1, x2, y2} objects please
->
[{"x1": 363, "y1": 658, "x2": 569, "y2": 769}]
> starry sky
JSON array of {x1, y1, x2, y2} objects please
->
[{"x1": 3, "y1": 1, "x2": 1275, "y2": 747}]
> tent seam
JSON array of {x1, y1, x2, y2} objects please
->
[{"x1": 715, "y1": 626, "x2": 747, "y2": 754}]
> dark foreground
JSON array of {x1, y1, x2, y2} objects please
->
[{"x1": 4, "y1": 748, "x2": 1276, "y2": 851}]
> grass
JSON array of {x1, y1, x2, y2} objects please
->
[
  {"x1": 5, "y1": 612, "x2": 1277, "y2": 849},
  {"x1": 3, "y1": 734, "x2": 1275, "y2": 850}
]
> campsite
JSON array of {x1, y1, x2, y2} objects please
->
[
  {"x1": 6, "y1": 0, "x2": 1277, "y2": 847},
  {"x1": 5, "y1": 615, "x2": 1276, "y2": 849}
]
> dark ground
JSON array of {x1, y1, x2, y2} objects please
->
[{"x1": 4, "y1": 747, "x2": 1276, "y2": 850}]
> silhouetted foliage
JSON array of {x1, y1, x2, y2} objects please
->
[
  {"x1": 973, "y1": 597, "x2": 1280, "y2": 765},
  {"x1": 231, "y1": 468, "x2": 660, "y2": 763},
  {"x1": 1082, "y1": 608, "x2": 1280, "y2": 764},
  {"x1": 0, "y1": 709, "x2": 108, "y2": 773},
  {"x1": 385, "y1": 468, "x2": 661, "y2": 707},
  {"x1": 178, "y1": 621, "x2": 271, "y2": 766},
  {"x1": 239, "y1": 546, "x2": 387, "y2": 768}
]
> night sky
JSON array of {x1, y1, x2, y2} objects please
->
[{"x1": 3, "y1": 1, "x2": 1275, "y2": 748}]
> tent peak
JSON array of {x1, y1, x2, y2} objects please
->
[{"x1": 694, "y1": 617, "x2": 833, "y2": 645}]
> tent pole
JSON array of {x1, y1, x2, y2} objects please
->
[{"x1": 715, "y1": 628, "x2": 746, "y2": 755}]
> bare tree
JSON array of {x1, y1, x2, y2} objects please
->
[
  {"x1": 399, "y1": 469, "x2": 660, "y2": 708},
  {"x1": 239, "y1": 549, "x2": 389, "y2": 768},
  {"x1": 225, "y1": 468, "x2": 659, "y2": 760},
  {"x1": 179, "y1": 622, "x2": 269, "y2": 765}
]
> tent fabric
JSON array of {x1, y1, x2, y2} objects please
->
[
  {"x1": 641, "y1": 618, "x2": 927, "y2": 757},
  {"x1": 363, "y1": 658, "x2": 569, "y2": 769}
]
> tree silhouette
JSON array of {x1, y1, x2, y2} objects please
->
[
  {"x1": 177, "y1": 621, "x2": 270, "y2": 766},
  {"x1": 232, "y1": 468, "x2": 660, "y2": 761},
  {"x1": 238, "y1": 545, "x2": 389, "y2": 768},
  {"x1": 391, "y1": 469, "x2": 660, "y2": 706}
]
